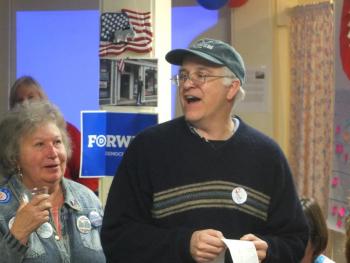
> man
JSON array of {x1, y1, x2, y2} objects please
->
[
  {"x1": 101, "y1": 38, "x2": 308, "y2": 262},
  {"x1": 136, "y1": 76, "x2": 143, "y2": 105}
]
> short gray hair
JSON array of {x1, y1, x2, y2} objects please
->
[
  {"x1": 0, "y1": 100, "x2": 72, "y2": 178},
  {"x1": 222, "y1": 67, "x2": 246, "y2": 109}
]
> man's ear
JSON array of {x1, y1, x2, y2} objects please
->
[{"x1": 226, "y1": 80, "x2": 240, "y2": 101}]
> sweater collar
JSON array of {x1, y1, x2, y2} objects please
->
[{"x1": 186, "y1": 117, "x2": 240, "y2": 142}]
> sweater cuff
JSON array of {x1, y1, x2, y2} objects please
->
[
  {"x1": 4, "y1": 230, "x2": 28, "y2": 255},
  {"x1": 257, "y1": 235, "x2": 271, "y2": 263}
]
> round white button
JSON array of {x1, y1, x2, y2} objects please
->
[
  {"x1": 232, "y1": 187, "x2": 247, "y2": 204},
  {"x1": 36, "y1": 222, "x2": 53, "y2": 239}
]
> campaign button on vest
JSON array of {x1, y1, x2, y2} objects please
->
[
  {"x1": 0, "y1": 188, "x2": 11, "y2": 203},
  {"x1": 36, "y1": 222, "x2": 53, "y2": 238},
  {"x1": 89, "y1": 211, "x2": 102, "y2": 227},
  {"x1": 8, "y1": 217, "x2": 15, "y2": 229},
  {"x1": 77, "y1": 215, "x2": 92, "y2": 233}
]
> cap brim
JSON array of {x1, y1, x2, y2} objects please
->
[{"x1": 165, "y1": 49, "x2": 224, "y2": 66}]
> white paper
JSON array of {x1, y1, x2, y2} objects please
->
[
  {"x1": 210, "y1": 249, "x2": 225, "y2": 263},
  {"x1": 210, "y1": 238, "x2": 259, "y2": 263},
  {"x1": 236, "y1": 66, "x2": 269, "y2": 113}
]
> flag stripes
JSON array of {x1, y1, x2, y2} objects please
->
[{"x1": 99, "y1": 9, "x2": 152, "y2": 57}]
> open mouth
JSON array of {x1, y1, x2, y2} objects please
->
[
  {"x1": 185, "y1": 95, "x2": 201, "y2": 103},
  {"x1": 44, "y1": 164, "x2": 59, "y2": 169}
]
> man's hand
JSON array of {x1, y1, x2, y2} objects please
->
[
  {"x1": 240, "y1": 233, "x2": 268, "y2": 262},
  {"x1": 190, "y1": 229, "x2": 225, "y2": 263}
]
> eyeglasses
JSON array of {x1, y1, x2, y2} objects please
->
[{"x1": 171, "y1": 72, "x2": 236, "y2": 87}]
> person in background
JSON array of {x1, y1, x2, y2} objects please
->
[
  {"x1": 136, "y1": 76, "x2": 143, "y2": 105},
  {"x1": 101, "y1": 38, "x2": 308, "y2": 262},
  {"x1": 345, "y1": 238, "x2": 350, "y2": 263},
  {"x1": 9, "y1": 76, "x2": 99, "y2": 194},
  {"x1": 300, "y1": 198, "x2": 335, "y2": 263},
  {"x1": 347, "y1": 215, "x2": 350, "y2": 263},
  {"x1": 0, "y1": 100, "x2": 105, "y2": 262}
]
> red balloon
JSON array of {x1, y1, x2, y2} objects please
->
[
  {"x1": 340, "y1": 0, "x2": 350, "y2": 80},
  {"x1": 229, "y1": 0, "x2": 248, "y2": 8}
]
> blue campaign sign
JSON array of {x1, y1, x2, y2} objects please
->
[{"x1": 80, "y1": 111, "x2": 158, "y2": 177}]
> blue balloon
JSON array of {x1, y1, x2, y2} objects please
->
[{"x1": 197, "y1": 0, "x2": 228, "y2": 10}]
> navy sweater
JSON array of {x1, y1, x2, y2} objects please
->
[{"x1": 101, "y1": 116, "x2": 308, "y2": 263}]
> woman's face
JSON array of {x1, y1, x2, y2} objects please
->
[
  {"x1": 15, "y1": 84, "x2": 45, "y2": 105},
  {"x1": 18, "y1": 122, "x2": 67, "y2": 189}
]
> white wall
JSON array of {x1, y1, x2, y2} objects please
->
[{"x1": 231, "y1": 0, "x2": 274, "y2": 137}]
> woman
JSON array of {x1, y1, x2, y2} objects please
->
[
  {"x1": 9, "y1": 76, "x2": 99, "y2": 194},
  {"x1": 346, "y1": 217, "x2": 350, "y2": 263},
  {"x1": 300, "y1": 198, "x2": 335, "y2": 263},
  {"x1": 0, "y1": 100, "x2": 105, "y2": 262}
]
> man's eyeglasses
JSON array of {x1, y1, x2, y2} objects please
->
[{"x1": 171, "y1": 72, "x2": 236, "y2": 87}]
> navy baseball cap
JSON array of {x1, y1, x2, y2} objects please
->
[{"x1": 165, "y1": 38, "x2": 246, "y2": 85}]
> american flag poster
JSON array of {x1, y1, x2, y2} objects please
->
[{"x1": 99, "y1": 9, "x2": 152, "y2": 57}]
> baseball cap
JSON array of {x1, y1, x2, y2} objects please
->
[{"x1": 165, "y1": 38, "x2": 246, "y2": 85}]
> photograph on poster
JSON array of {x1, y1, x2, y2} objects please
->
[{"x1": 99, "y1": 58, "x2": 157, "y2": 107}]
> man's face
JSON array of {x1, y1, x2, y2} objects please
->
[{"x1": 178, "y1": 56, "x2": 239, "y2": 127}]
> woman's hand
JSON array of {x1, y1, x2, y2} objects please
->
[{"x1": 10, "y1": 194, "x2": 51, "y2": 245}]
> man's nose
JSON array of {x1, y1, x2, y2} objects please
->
[{"x1": 182, "y1": 76, "x2": 196, "y2": 89}]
